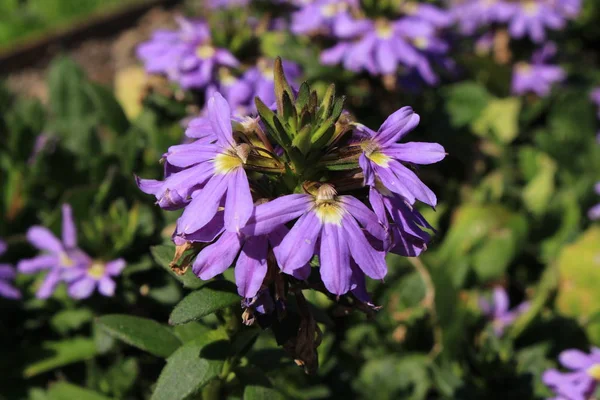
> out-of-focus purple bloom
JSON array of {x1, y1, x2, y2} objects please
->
[
  {"x1": 28, "y1": 134, "x2": 56, "y2": 165},
  {"x1": 554, "y1": 0, "x2": 582, "y2": 19},
  {"x1": 320, "y1": 16, "x2": 448, "y2": 84},
  {"x1": 588, "y1": 183, "x2": 600, "y2": 220},
  {"x1": 0, "y1": 240, "x2": 21, "y2": 300},
  {"x1": 368, "y1": 185, "x2": 434, "y2": 256},
  {"x1": 241, "y1": 185, "x2": 388, "y2": 296},
  {"x1": 136, "y1": 17, "x2": 238, "y2": 89},
  {"x1": 17, "y1": 204, "x2": 92, "y2": 299},
  {"x1": 64, "y1": 259, "x2": 126, "y2": 299},
  {"x1": 543, "y1": 347, "x2": 600, "y2": 400},
  {"x1": 508, "y1": 1, "x2": 565, "y2": 43},
  {"x1": 511, "y1": 43, "x2": 565, "y2": 96},
  {"x1": 451, "y1": 0, "x2": 516, "y2": 35},
  {"x1": 291, "y1": 0, "x2": 359, "y2": 36},
  {"x1": 206, "y1": 0, "x2": 249, "y2": 8},
  {"x1": 479, "y1": 287, "x2": 530, "y2": 336},
  {"x1": 590, "y1": 87, "x2": 600, "y2": 119},
  {"x1": 400, "y1": 2, "x2": 454, "y2": 28},
  {"x1": 355, "y1": 106, "x2": 445, "y2": 207}
]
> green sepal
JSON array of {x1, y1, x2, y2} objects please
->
[{"x1": 274, "y1": 57, "x2": 295, "y2": 116}]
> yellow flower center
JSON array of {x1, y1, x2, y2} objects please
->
[
  {"x1": 214, "y1": 153, "x2": 244, "y2": 174},
  {"x1": 196, "y1": 45, "x2": 216, "y2": 59},
  {"x1": 414, "y1": 36, "x2": 429, "y2": 50},
  {"x1": 362, "y1": 141, "x2": 390, "y2": 167},
  {"x1": 320, "y1": 4, "x2": 337, "y2": 17},
  {"x1": 87, "y1": 262, "x2": 105, "y2": 279},
  {"x1": 402, "y1": 2, "x2": 419, "y2": 15},
  {"x1": 375, "y1": 20, "x2": 394, "y2": 39},
  {"x1": 516, "y1": 62, "x2": 532, "y2": 74},
  {"x1": 314, "y1": 202, "x2": 345, "y2": 225},
  {"x1": 59, "y1": 252, "x2": 74, "y2": 268},
  {"x1": 587, "y1": 364, "x2": 600, "y2": 380},
  {"x1": 523, "y1": 1, "x2": 538, "y2": 16}
]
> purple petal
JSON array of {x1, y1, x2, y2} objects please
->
[
  {"x1": 277, "y1": 211, "x2": 322, "y2": 273},
  {"x1": 192, "y1": 232, "x2": 242, "y2": 280},
  {"x1": 105, "y1": 259, "x2": 126, "y2": 276},
  {"x1": 342, "y1": 215, "x2": 387, "y2": 279},
  {"x1": 559, "y1": 350, "x2": 593, "y2": 370},
  {"x1": 375, "y1": 107, "x2": 421, "y2": 146},
  {"x1": 235, "y1": 235, "x2": 268, "y2": 298},
  {"x1": 0, "y1": 240, "x2": 6, "y2": 256},
  {"x1": 166, "y1": 143, "x2": 219, "y2": 167},
  {"x1": 18, "y1": 254, "x2": 57, "y2": 274},
  {"x1": 68, "y1": 277, "x2": 96, "y2": 299},
  {"x1": 61, "y1": 204, "x2": 77, "y2": 249},
  {"x1": 98, "y1": 277, "x2": 116, "y2": 297},
  {"x1": 350, "y1": 261, "x2": 372, "y2": 305},
  {"x1": 492, "y1": 287, "x2": 510, "y2": 317},
  {"x1": 359, "y1": 153, "x2": 375, "y2": 186},
  {"x1": 339, "y1": 196, "x2": 386, "y2": 240},
  {"x1": 375, "y1": 40, "x2": 397, "y2": 75},
  {"x1": 383, "y1": 160, "x2": 437, "y2": 206},
  {"x1": 0, "y1": 281, "x2": 21, "y2": 299},
  {"x1": 185, "y1": 116, "x2": 215, "y2": 140},
  {"x1": 27, "y1": 227, "x2": 63, "y2": 254},
  {"x1": 208, "y1": 93, "x2": 235, "y2": 148},
  {"x1": 180, "y1": 211, "x2": 225, "y2": 243},
  {"x1": 319, "y1": 223, "x2": 352, "y2": 295},
  {"x1": 0, "y1": 265, "x2": 15, "y2": 279},
  {"x1": 37, "y1": 269, "x2": 62, "y2": 299},
  {"x1": 178, "y1": 173, "x2": 228, "y2": 234},
  {"x1": 224, "y1": 168, "x2": 253, "y2": 232},
  {"x1": 384, "y1": 142, "x2": 446, "y2": 165},
  {"x1": 242, "y1": 194, "x2": 312, "y2": 236}
]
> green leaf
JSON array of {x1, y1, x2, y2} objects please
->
[
  {"x1": 472, "y1": 97, "x2": 521, "y2": 143},
  {"x1": 150, "y1": 339, "x2": 228, "y2": 400},
  {"x1": 169, "y1": 281, "x2": 240, "y2": 325},
  {"x1": 84, "y1": 82, "x2": 130, "y2": 135},
  {"x1": 273, "y1": 57, "x2": 295, "y2": 116},
  {"x1": 443, "y1": 82, "x2": 491, "y2": 128},
  {"x1": 50, "y1": 308, "x2": 93, "y2": 335},
  {"x1": 522, "y1": 152, "x2": 557, "y2": 216},
  {"x1": 244, "y1": 386, "x2": 285, "y2": 400},
  {"x1": 46, "y1": 382, "x2": 111, "y2": 400},
  {"x1": 150, "y1": 244, "x2": 203, "y2": 289},
  {"x1": 24, "y1": 337, "x2": 97, "y2": 377},
  {"x1": 96, "y1": 314, "x2": 181, "y2": 358},
  {"x1": 556, "y1": 227, "x2": 600, "y2": 342}
]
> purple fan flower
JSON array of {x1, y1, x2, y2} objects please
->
[
  {"x1": 543, "y1": 347, "x2": 600, "y2": 400},
  {"x1": 589, "y1": 183, "x2": 600, "y2": 220},
  {"x1": 171, "y1": 93, "x2": 253, "y2": 233},
  {"x1": 291, "y1": 0, "x2": 359, "y2": 36},
  {"x1": 355, "y1": 106, "x2": 445, "y2": 207},
  {"x1": 241, "y1": 185, "x2": 388, "y2": 296},
  {"x1": 206, "y1": 0, "x2": 249, "y2": 8},
  {"x1": 17, "y1": 204, "x2": 92, "y2": 299},
  {"x1": 479, "y1": 287, "x2": 530, "y2": 336},
  {"x1": 507, "y1": 0, "x2": 566, "y2": 43},
  {"x1": 137, "y1": 92, "x2": 254, "y2": 224},
  {"x1": 451, "y1": 0, "x2": 516, "y2": 35},
  {"x1": 64, "y1": 259, "x2": 126, "y2": 299},
  {"x1": 555, "y1": 0, "x2": 582, "y2": 19},
  {"x1": 0, "y1": 240, "x2": 21, "y2": 299},
  {"x1": 320, "y1": 17, "x2": 447, "y2": 84},
  {"x1": 136, "y1": 17, "x2": 238, "y2": 89},
  {"x1": 511, "y1": 43, "x2": 565, "y2": 96},
  {"x1": 400, "y1": 2, "x2": 453, "y2": 28},
  {"x1": 368, "y1": 185, "x2": 434, "y2": 256}
]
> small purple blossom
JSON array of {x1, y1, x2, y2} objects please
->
[
  {"x1": 451, "y1": 0, "x2": 516, "y2": 35},
  {"x1": 137, "y1": 17, "x2": 238, "y2": 89},
  {"x1": 356, "y1": 106, "x2": 445, "y2": 207},
  {"x1": 508, "y1": 0, "x2": 566, "y2": 43},
  {"x1": 0, "y1": 240, "x2": 21, "y2": 300},
  {"x1": 241, "y1": 185, "x2": 388, "y2": 296},
  {"x1": 479, "y1": 287, "x2": 530, "y2": 336},
  {"x1": 543, "y1": 347, "x2": 600, "y2": 400},
  {"x1": 589, "y1": 183, "x2": 600, "y2": 220},
  {"x1": 64, "y1": 259, "x2": 126, "y2": 299},
  {"x1": 291, "y1": 0, "x2": 359, "y2": 36},
  {"x1": 511, "y1": 43, "x2": 565, "y2": 96}
]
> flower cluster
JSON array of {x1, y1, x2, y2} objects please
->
[
  {"x1": 479, "y1": 287, "x2": 529, "y2": 336},
  {"x1": 0, "y1": 240, "x2": 21, "y2": 300},
  {"x1": 17, "y1": 204, "x2": 125, "y2": 299},
  {"x1": 138, "y1": 59, "x2": 445, "y2": 309},
  {"x1": 291, "y1": 1, "x2": 453, "y2": 85},
  {"x1": 543, "y1": 347, "x2": 600, "y2": 400}
]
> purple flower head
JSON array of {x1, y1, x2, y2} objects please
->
[
  {"x1": 320, "y1": 17, "x2": 447, "y2": 84},
  {"x1": 368, "y1": 185, "x2": 434, "y2": 256},
  {"x1": 241, "y1": 185, "x2": 388, "y2": 296},
  {"x1": 136, "y1": 17, "x2": 239, "y2": 89},
  {"x1": 507, "y1": 0, "x2": 566, "y2": 43},
  {"x1": 451, "y1": 0, "x2": 516, "y2": 35},
  {"x1": 0, "y1": 240, "x2": 21, "y2": 300},
  {"x1": 355, "y1": 106, "x2": 446, "y2": 207},
  {"x1": 206, "y1": 0, "x2": 250, "y2": 8},
  {"x1": 511, "y1": 43, "x2": 565, "y2": 96},
  {"x1": 17, "y1": 204, "x2": 92, "y2": 299},
  {"x1": 291, "y1": 0, "x2": 359, "y2": 37},
  {"x1": 400, "y1": 2, "x2": 454, "y2": 28},
  {"x1": 543, "y1": 347, "x2": 600, "y2": 400},
  {"x1": 588, "y1": 183, "x2": 600, "y2": 220},
  {"x1": 479, "y1": 287, "x2": 530, "y2": 336},
  {"x1": 64, "y1": 259, "x2": 126, "y2": 299}
]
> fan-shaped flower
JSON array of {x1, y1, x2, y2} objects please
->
[
  {"x1": 512, "y1": 43, "x2": 565, "y2": 96},
  {"x1": 543, "y1": 347, "x2": 600, "y2": 400},
  {"x1": 479, "y1": 287, "x2": 529, "y2": 336}
]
